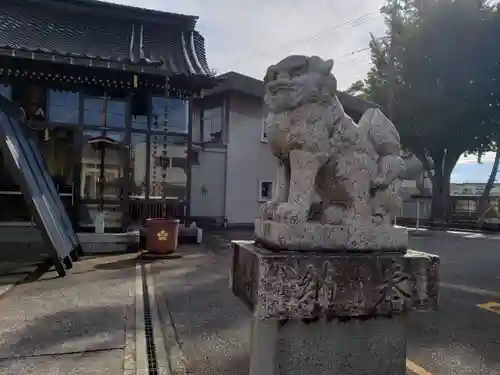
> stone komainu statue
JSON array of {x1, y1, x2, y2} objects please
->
[{"x1": 256, "y1": 55, "x2": 408, "y2": 251}]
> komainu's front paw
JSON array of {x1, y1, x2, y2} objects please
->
[
  {"x1": 274, "y1": 203, "x2": 307, "y2": 225},
  {"x1": 260, "y1": 201, "x2": 279, "y2": 220}
]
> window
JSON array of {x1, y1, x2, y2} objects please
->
[
  {"x1": 80, "y1": 130, "x2": 125, "y2": 200},
  {"x1": 259, "y1": 181, "x2": 273, "y2": 202},
  {"x1": 168, "y1": 98, "x2": 188, "y2": 134},
  {"x1": 83, "y1": 96, "x2": 126, "y2": 128},
  {"x1": 151, "y1": 97, "x2": 188, "y2": 133},
  {"x1": 131, "y1": 93, "x2": 148, "y2": 130},
  {"x1": 131, "y1": 114, "x2": 148, "y2": 130},
  {"x1": 48, "y1": 89, "x2": 79, "y2": 124},
  {"x1": 261, "y1": 118, "x2": 268, "y2": 142},
  {"x1": 130, "y1": 133, "x2": 148, "y2": 197},
  {"x1": 202, "y1": 107, "x2": 223, "y2": 142},
  {"x1": 151, "y1": 97, "x2": 167, "y2": 131},
  {"x1": 12, "y1": 85, "x2": 46, "y2": 121},
  {"x1": 0, "y1": 84, "x2": 12, "y2": 99},
  {"x1": 149, "y1": 136, "x2": 188, "y2": 199}
]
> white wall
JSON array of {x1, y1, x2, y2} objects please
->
[
  {"x1": 225, "y1": 94, "x2": 276, "y2": 225},
  {"x1": 190, "y1": 148, "x2": 226, "y2": 220}
]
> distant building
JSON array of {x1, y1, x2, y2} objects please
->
[{"x1": 450, "y1": 183, "x2": 500, "y2": 197}]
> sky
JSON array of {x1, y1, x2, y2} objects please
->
[{"x1": 103, "y1": 0, "x2": 497, "y2": 184}]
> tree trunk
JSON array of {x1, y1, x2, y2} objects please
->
[
  {"x1": 476, "y1": 148, "x2": 500, "y2": 228},
  {"x1": 430, "y1": 168, "x2": 447, "y2": 225},
  {"x1": 429, "y1": 150, "x2": 460, "y2": 227}
]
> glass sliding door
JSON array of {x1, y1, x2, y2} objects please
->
[
  {"x1": 35, "y1": 127, "x2": 77, "y2": 223},
  {"x1": 0, "y1": 84, "x2": 29, "y2": 223},
  {"x1": 0, "y1": 149, "x2": 32, "y2": 223},
  {"x1": 79, "y1": 129, "x2": 127, "y2": 230},
  {"x1": 0, "y1": 124, "x2": 77, "y2": 224}
]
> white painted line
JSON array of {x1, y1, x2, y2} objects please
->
[
  {"x1": 446, "y1": 230, "x2": 473, "y2": 235},
  {"x1": 135, "y1": 264, "x2": 148, "y2": 374},
  {"x1": 440, "y1": 282, "x2": 500, "y2": 298},
  {"x1": 463, "y1": 233, "x2": 486, "y2": 239}
]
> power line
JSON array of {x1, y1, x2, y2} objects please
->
[
  {"x1": 226, "y1": 11, "x2": 379, "y2": 69},
  {"x1": 336, "y1": 52, "x2": 371, "y2": 69},
  {"x1": 343, "y1": 47, "x2": 371, "y2": 57}
]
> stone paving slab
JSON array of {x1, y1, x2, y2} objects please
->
[
  {"x1": 0, "y1": 348, "x2": 124, "y2": 375},
  {"x1": 0, "y1": 242, "x2": 50, "y2": 298},
  {"x1": 0, "y1": 261, "x2": 44, "y2": 299},
  {"x1": 0, "y1": 253, "x2": 138, "y2": 374}
]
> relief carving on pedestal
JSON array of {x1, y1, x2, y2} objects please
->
[
  {"x1": 257, "y1": 257, "x2": 418, "y2": 319},
  {"x1": 243, "y1": 251, "x2": 439, "y2": 320}
]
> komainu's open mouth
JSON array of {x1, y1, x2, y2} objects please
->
[{"x1": 267, "y1": 80, "x2": 295, "y2": 95}]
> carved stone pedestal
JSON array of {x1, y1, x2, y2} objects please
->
[
  {"x1": 230, "y1": 241, "x2": 440, "y2": 375},
  {"x1": 255, "y1": 218, "x2": 409, "y2": 251}
]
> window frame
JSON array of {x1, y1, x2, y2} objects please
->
[
  {"x1": 0, "y1": 84, "x2": 12, "y2": 100},
  {"x1": 151, "y1": 96, "x2": 189, "y2": 134},
  {"x1": 47, "y1": 89, "x2": 80, "y2": 125},
  {"x1": 260, "y1": 118, "x2": 268, "y2": 143},
  {"x1": 258, "y1": 180, "x2": 273, "y2": 202},
  {"x1": 201, "y1": 106, "x2": 223, "y2": 142},
  {"x1": 82, "y1": 95, "x2": 127, "y2": 129}
]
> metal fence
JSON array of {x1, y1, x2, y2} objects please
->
[{"x1": 395, "y1": 196, "x2": 500, "y2": 230}]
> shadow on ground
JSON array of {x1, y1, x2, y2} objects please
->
[{"x1": 0, "y1": 304, "x2": 128, "y2": 359}]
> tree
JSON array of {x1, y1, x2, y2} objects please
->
[
  {"x1": 346, "y1": 80, "x2": 365, "y2": 96},
  {"x1": 353, "y1": 0, "x2": 500, "y2": 223},
  {"x1": 475, "y1": 148, "x2": 500, "y2": 226}
]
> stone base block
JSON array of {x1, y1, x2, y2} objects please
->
[
  {"x1": 78, "y1": 232, "x2": 139, "y2": 254},
  {"x1": 231, "y1": 241, "x2": 439, "y2": 319},
  {"x1": 250, "y1": 315, "x2": 407, "y2": 375},
  {"x1": 231, "y1": 241, "x2": 439, "y2": 375},
  {"x1": 255, "y1": 218, "x2": 408, "y2": 252}
]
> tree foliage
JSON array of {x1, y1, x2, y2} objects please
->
[{"x1": 353, "y1": 0, "x2": 500, "y2": 221}]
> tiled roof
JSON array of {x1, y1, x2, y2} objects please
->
[
  {"x1": 0, "y1": 0, "x2": 211, "y2": 75},
  {"x1": 48, "y1": 0, "x2": 199, "y2": 28},
  {"x1": 208, "y1": 71, "x2": 380, "y2": 120},
  {"x1": 208, "y1": 72, "x2": 265, "y2": 98}
]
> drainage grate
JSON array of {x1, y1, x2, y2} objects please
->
[{"x1": 141, "y1": 263, "x2": 159, "y2": 375}]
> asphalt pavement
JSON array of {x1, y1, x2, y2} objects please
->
[
  {"x1": 156, "y1": 229, "x2": 500, "y2": 375},
  {"x1": 407, "y1": 230, "x2": 500, "y2": 375}
]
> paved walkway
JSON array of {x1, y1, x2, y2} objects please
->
[
  {"x1": 0, "y1": 242, "x2": 49, "y2": 298},
  {"x1": 0, "y1": 253, "x2": 137, "y2": 374},
  {"x1": 151, "y1": 244, "x2": 251, "y2": 375}
]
